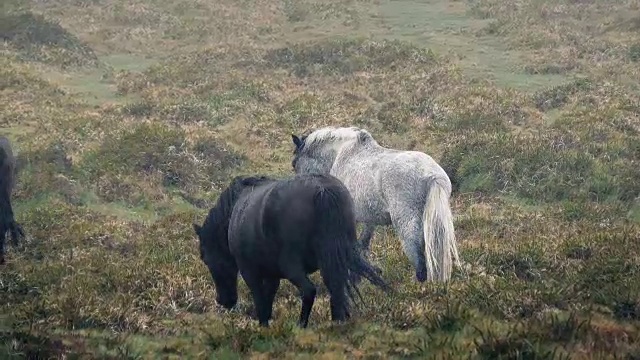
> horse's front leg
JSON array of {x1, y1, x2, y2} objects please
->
[
  {"x1": 357, "y1": 223, "x2": 382, "y2": 275},
  {"x1": 358, "y1": 223, "x2": 376, "y2": 254}
]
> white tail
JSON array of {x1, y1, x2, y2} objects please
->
[{"x1": 422, "y1": 177, "x2": 460, "y2": 282}]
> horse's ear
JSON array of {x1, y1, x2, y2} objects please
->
[
  {"x1": 357, "y1": 130, "x2": 371, "y2": 143},
  {"x1": 193, "y1": 223, "x2": 202, "y2": 236},
  {"x1": 292, "y1": 134, "x2": 303, "y2": 149}
]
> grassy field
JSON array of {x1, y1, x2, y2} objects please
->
[{"x1": 1, "y1": 0, "x2": 639, "y2": 358}]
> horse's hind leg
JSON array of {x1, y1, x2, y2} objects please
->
[
  {"x1": 357, "y1": 223, "x2": 382, "y2": 275},
  {"x1": 392, "y1": 213, "x2": 428, "y2": 282},
  {"x1": 0, "y1": 230, "x2": 6, "y2": 265},
  {"x1": 241, "y1": 270, "x2": 272, "y2": 327},
  {"x1": 358, "y1": 223, "x2": 376, "y2": 253},
  {"x1": 320, "y1": 266, "x2": 350, "y2": 322},
  {"x1": 9, "y1": 221, "x2": 24, "y2": 247},
  {"x1": 3, "y1": 197, "x2": 22, "y2": 247},
  {"x1": 285, "y1": 272, "x2": 317, "y2": 328},
  {"x1": 263, "y1": 278, "x2": 280, "y2": 321}
]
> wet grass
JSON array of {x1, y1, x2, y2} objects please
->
[
  {"x1": 376, "y1": 0, "x2": 573, "y2": 90},
  {"x1": 1, "y1": 0, "x2": 639, "y2": 358}
]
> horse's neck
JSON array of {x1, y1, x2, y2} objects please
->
[
  {"x1": 208, "y1": 190, "x2": 244, "y2": 250},
  {"x1": 210, "y1": 216, "x2": 233, "y2": 254},
  {"x1": 331, "y1": 142, "x2": 377, "y2": 172}
]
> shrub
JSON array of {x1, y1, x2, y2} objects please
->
[
  {"x1": 79, "y1": 122, "x2": 245, "y2": 200},
  {"x1": 0, "y1": 12, "x2": 99, "y2": 68},
  {"x1": 263, "y1": 38, "x2": 439, "y2": 77}
]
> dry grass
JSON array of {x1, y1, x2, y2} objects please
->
[{"x1": 1, "y1": 0, "x2": 639, "y2": 358}]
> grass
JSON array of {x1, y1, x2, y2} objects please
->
[{"x1": 1, "y1": 0, "x2": 639, "y2": 358}]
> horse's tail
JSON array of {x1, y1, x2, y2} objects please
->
[
  {"x1": 422, "y1": 175, "x2": 460, "y2": 282},
  {"x1": 313, "y1": 181, "x2": 391, "y2": 314}
]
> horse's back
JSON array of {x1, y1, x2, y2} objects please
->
[
  {"x1": 377, "y1": 148, "x2": 446, "y2": 175},
  {"x1": 379, "y1": 149, "x2": 451, "y2": 200},
  {"x1": 336, "y1": 145, "x2": 450, "y2": 220}
]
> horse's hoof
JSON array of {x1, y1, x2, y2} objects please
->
[
  {"x1": 416, "y1": 270, "x2": 427, "y2": 282},
  {"x1": 246, "y1": 308, "x2": 258, "y2": 320}
]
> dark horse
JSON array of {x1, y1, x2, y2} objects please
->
[
  {"x1": 193, "y1": 173, "x2": 391, "y2": 328},
  {"x1": 0, "y1": 136, "x2": 25, "y2": 265}
]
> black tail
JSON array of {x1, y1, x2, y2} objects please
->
[{"x1": 312, "y1": 180, "x2": 392, "y2": 317}]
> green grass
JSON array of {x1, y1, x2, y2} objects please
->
[
  {"x1": 1, "y1": 0, "x2": 639, "y2": 358},
  {"x1": 37, "y1": 53, "x2": 154, "y2": 106},
  {"x1": 376, "y1": 0, "x2": 569, "y2": 90}
]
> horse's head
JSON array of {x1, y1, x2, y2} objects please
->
[
  {"x1": 193, "y1": 220, "x2": 238, "y2": 310},
  {"x1": 291, "y1": 126, "x2": 372, "y2": 175}
]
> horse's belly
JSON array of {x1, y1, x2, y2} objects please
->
[
  {"x1": 330, "y1": 171, "x2": 390, "y2": 225},
  {"x1": 352, "y1": 195, "x2": 391, "y2": 225}
]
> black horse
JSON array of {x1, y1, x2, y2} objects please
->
[
  {"x1": 193, "y1": 173, "x2": 391, "y2": 328},
  {"x1": 0, "y1": 136, "x2": 25, "y2": 265}
]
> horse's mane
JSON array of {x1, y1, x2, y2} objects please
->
[
  {"x1": 234, "y1": 175, "x2": 274, "y2": 188},
  {"x1": 303, "y1": 126, "x2": 375, "y2": 152}
]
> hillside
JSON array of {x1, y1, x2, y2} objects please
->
[{"x1": 1, "y1": 0, "x2": 639, "y2": 358}]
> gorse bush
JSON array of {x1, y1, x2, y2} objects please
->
[
  {"x1": 264, "y1": 38, "x2": 439, "y2": 77},
  {"x1": 440, "y1": 130, "x2": 638, "y2": 204},
  {"x1": 80, "y1": 122, "x2": 244, "y2": 195},
  {"x1": 0, "y1": 11, "x2": 99, "y2": 68},
  {"x1": 13, "y1": 140, "x2": 79, "y2": 205},
  {"x1": 532, "y1": 78, "x2": 592, "y2": 111}
]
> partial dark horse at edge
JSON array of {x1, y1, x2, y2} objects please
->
[
  {"x1": 0, "y1": 136, "x2": 25, "y2": 265},
  {"x1": 193, "y1": 173, "x2": 391, "y2": 328}
]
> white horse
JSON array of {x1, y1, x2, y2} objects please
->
[{"x1": 291, "y1": 126, "x2": 460, "y2": 283}]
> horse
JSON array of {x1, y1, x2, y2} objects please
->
[
  {"x1": 0, "y1": 136, "x2": 25, "y2": 265},
  {"x1": 192, "y1": 173, "x2": 391, "y2": 328},
  {"x1": 290, "y1": 126, "x2": 461, "y2": 283}
]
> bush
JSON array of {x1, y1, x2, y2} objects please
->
[
  {"x1": 440, "y1": 132, "x2": 601, "y2": 202},
  {"x1": 263, "y1": 38, "x2": 439, "y2": 77},
  {"x1": 79, "y1": 122, "x2": 245, "y2": 199},
  {"x1": 0, "y1": 12, "x2": 99, "y2": 68}
]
